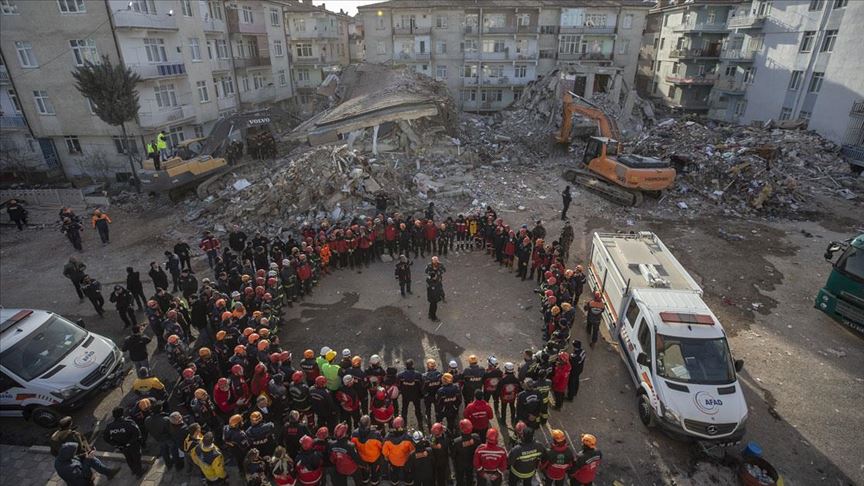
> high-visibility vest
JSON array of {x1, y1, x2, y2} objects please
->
[
  {"x1": 146, "y1": 143, "x2": 156, "y2": 154},
  {"x1": 156, "y1": 133, "x2": 167, "y2": 150}
]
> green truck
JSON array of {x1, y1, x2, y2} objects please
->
[{"x1": 816, "y1": 234, "x2": 864, "y2": 334}]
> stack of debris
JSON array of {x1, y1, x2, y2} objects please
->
[{"x1": 633, "y1": 118, "x2": 861, "y2": 216}]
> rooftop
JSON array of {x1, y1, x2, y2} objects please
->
[
  {"x1": 651, "y1": 0, "x2": 742, "y2": 13},
  {"x1": 358, "y1": 0, "x2": 652, "y2": 12}
]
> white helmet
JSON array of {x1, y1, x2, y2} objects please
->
[
  {"x1": 412, "y1": 430, "x2": 424, "y2": 442},
  {"x1": 488, "y1": 355, "x2": 498, "y2": 366},
  {"x1": 282, "y1": 259, "x2": 290, "y2": 266},
  {"x1": 342, "y1": 348, "x2": 351, "y2": 358},
  {"x1": 321, "y1": 346, "x2": 332, "y2": 356},
  {"x1": 504, "y1": 362, "x2": 515, "y2": 372},
  {"x1": 448, "y1": 360, "x2": 458, "y2": 368},
  {"x1": 370, "y1": 354, "x2": 382, "y2": 365},
  {"x1": 342, "y1": 375, "x2": 354, "y2": 385}
]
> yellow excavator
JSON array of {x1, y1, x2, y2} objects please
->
[
  {"x1": 138, "y1": 110, "x2": 272, "y2": 199},
  {"x1": 556, "y1": 92, "x2": 676, "y2": 206}
]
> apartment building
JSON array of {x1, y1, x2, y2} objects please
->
[
  {"x1": 348, "y1": 17, "x2": 365, "y2": 63},
  {"x1": 282, "y1": 0, "x2": 350, "y2": 111},
  {"x1": 359, "y1": 0, "x2": 649, "y2": 112},
  {"x1": 0, "y1": 0, "x2": 294, "y2": 181},
  {"x1": 639, "y1": 0, "x2": 740, "y2": 112}
]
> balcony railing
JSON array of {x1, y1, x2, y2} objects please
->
[
  {"x1": 669, "y1": 48, "x2": 721, "y2": 59},
  {"x1": 841, "y1": 144, "x2": 864, "y2": 161},
  {"x1": 665, "y1": 73, "x2": 718, "y2": 85},
  {"x1": 720, "y1": 48, "x2": 757, "y2": 61},
  {"x1": 673, "y1": 21, "x2": 727, "y2": 33},
  {"x1": 727, "y1": 15, "x2": 765, "y2": 29},
  {"x1": 557, "y1": 52, "x2": 613, "y2": 61},
  {"x1": 291, "y1": 29, "x2": 342, "y2": 39},
  {"x1": 210, "y1": 59, "x2": 233, "y2": 72},
  {"x1": 483, "y1": 26, "x2": 517, "y2": 34},
  {"x1": 715, "y1": 78, "x2": 746, "y2": 93},
  {"x1": 559, "y1": 25, "x2": 616, "y2": 35},
  {"x1": 848, "y1": 100, "x2": 864, "y2": 117},
  {"x1": 128, "y1": 62, "x2": 187, "y2": 80},
  {"x1": 227, "y1": 9, "x2": 266, "y2": 34},
  {"x1": 463, "y1": 77, "x2": 478, "y2": 86},
  {"x1": 293, "y1": 55, "x2": 328, "y2": 65},
  {"x1": 516, "y1": 24, "x2": 539, "y2": 34},
  {"x1": 393, "y1": 25, "x2": 430, "y2": 35},
  {"x1": 113, "y1": 9, "x2": 178, "y2": 30},
  {"x1": 202, "y1": 16, "x2": 226, "y2": 33},
  {"x1": 217, "y1": 96, "x2": 236, "y2": 111},
  {"x1": 138, "y1": 105, "x2": 194, "y2": 128},
  {"x1": 233, "y1": 56, "x2": 272, "y2": 69},
  {"x1": 0, "y1": 115, "x2": 27, "y2": 129},
  {"x1": 0, "y1": 66, "x2": 9, "y2": 84},
  {"x1": 465, "y1": 50, "x2": 510, "y2": 60}
]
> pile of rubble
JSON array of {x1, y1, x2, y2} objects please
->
[{"x1": 633, "y1": 118, "x2": 860, "y2": 216}]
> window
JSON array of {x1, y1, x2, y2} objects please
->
[
  {"x1": 167, "y1": 126, "x2": 185, "y2": 148},
  {"x1": 216, "y1": 39, "x2": 229, "y2": 59},
  {"x1": 834, "y1": 0, "x2": 847, "y2": 8},
  {"x1": 625, "y1": 300, "x2": 640, "y2": 327},
  {"x1": 538, "y1": 49, "x2": 555, "y2": 59},
  {"x1": 33, "y1": 90, "x2": 54, "y2": 114},
  {"x1": 57, "y1": 0, "x2": 84, "y2": 13},
  {"x1": 799, "y1": 110, "x2": 811, "y2": 122},
  {"x1": 707, "y1": 10, "x2": 716, "y2": 24},
  {"x1": 671, "y1": 62, "x2": 679, "y2": 75},
  {"x1": 559, "y1": 35, "x2": 579, "y2": 54},
  {"x1": 725, "y1": 65, "x2": 736, "y2": 77},
  {"x1": 462, "y1": 90, "x2": 476, "y2": 102},
  {"x1": 809, "y1": 72, "x2": 824, "y2": 93},
  {"x1": 273, "y1": 40, "x2": 284, "y2": 57},
  {"x1": 220, "y1": 76, "x2": 234, "y2": 96},
  {"x1": 462, "y1": 39, "x2": 478, "y2": 53},
  {"x1": 144, "y1": 38, "x2": 167, "y2": 63},
  {"x1": 242, "y1": 76, "x2": 250, "y2": 91},
  {"x1": 154, "y1": 83, "x2": 177, "y2": 108},
  {"x1": 279, "y1": 69, "x2": 287, "y2": 86},
  {"x1": 376, "y1": 16, "x2": 385, "y2": 30},
  {"x1": 462, "y1": 64, "x2": 477, "y2": 78},
  {"x1": 297, "y1": 69, "x2": 310, "y2": 81},
  {"x1": 809, "y1": 0, "x2": 823, "y2": 10},
  {"x1": 180, "y1": 0, "x2": 192, "y2": 16},
  {"x1": 514, "y1": 65, "x2": 527, "y2": 78},
  {"x1": 252, "y1": 73, "x2": 265, "y2": 89},
  {"x1": 69, "y1": 39, "x2": 98, "y2": 66},
  {"x1": 659, "y1": 37, "x2": 666, "y2": 50},
  {"x1": 64, "y1": 136, "x2": 82, "y2": 154},
  {"x1": 617, "y1": 39, "x2": 630, "y2": 55},
  {"x1": 800, "y1": 31, "x2": 815, "y2": 52},
  {"x1": 15, "y1": 41, "x2": 37, "y2": 68},
  {"x1": 788, "y1": 70, "x2": 803, "y2": 90},
  {"x1": 1, "y1": 0, "x2": 18, "y2": 15},
  {"x1": 376, "y1": 41, "x2": 386, "y2": 54},
  {"x1": 399, "y1": 14, "x2": 416, "y2": 29},
  {"x1": 113, "y1": 136, "x2": 136, "y2": 155},
  {"x1": 208, "y1": 1, "x2": 222, "y2": 20},
  {"x1": 435, "y1": 64, "x2": 447, "y2": 80},
  {"x1": 196, "y1": 80, "x2": 209, "y2": 102},
  {"x1": 779, "y1": 107, "x2": 792, "y2": 120},
  {"x1": 517, "y1": 13, "x2": 530, "y2": 27},
  {"x1": 637, "y1": 321, "x2": 651, "y2": 353},
  {"x1": 129, "y1": 0, "x2": 156, "y2": 14},
  {"x1": 8, "y1": 90, "x2": 22, "y2": 112},
  {"x1": 821, "y1": 30, "x2": 837, "y2": 52},
  {"x1": 481, "y1": 89, "x2": 503, "y2": 103},
  {"x1": 296, "y1": 44, "x2": 313, "y2": 57},
  {"x1": 622, "y1": 13, "x2": 633, "y2": 29},
  {"x1": 482, "y1": 40, "x2": 505, "y2": 53},
  {"x1": 540, "y1": 25, "x2": 557, "y2": 34},
  {"x1": 436, "y1": 41, "x2": 447, "y2": 55},
  {"x1": 482, "y1": 64, "x2": 503, "y2": 78},
  {"x1": 241, "y1": 6, "x2": 253, "y2": 24},
  {"x1": 270, "y1": 8, "x2": 279, "y2": 27},
  {"x1": 435, "y1": 15, "x2": 447, "y2": 29},
  {"x1": 585, "y1": 13, "x2": 607, "y2": 27},
  {"x1": 189, "y1": 38, "x2": 201, "y2": 61},
  {"x1": 735, "y1": 100, "x2": 747, "y2": 116}
]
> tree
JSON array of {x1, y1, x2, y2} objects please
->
[{"x1": 72, "y1": 55, "x2": 142, "y2": 191}]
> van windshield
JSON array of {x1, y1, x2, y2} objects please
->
[
  {"x1": 655, "y1": 334, "x2": 735, "y2": 385},
  {"x1": 0, "y1": 316, "x2": 87, "y2": 381}
]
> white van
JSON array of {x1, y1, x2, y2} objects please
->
[
  {"x1": 588, "y1": 232, "x2": 748, "y2": 444},
  {"x1": 0, "y1": 309, "x2": 125, "y2": 427}
]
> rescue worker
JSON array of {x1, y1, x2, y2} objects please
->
[
  {"x1": 398, "y1": 359, "x2": 424, "y2": 429},
  {"x1": 542, "y1": 429, "x2": 574, "y2": 486},
  {"x1": 569, "y1": 434, "x2": 602, "y2": 486},
  {"x1": 283, "y1": 410, "x2": 311, "y2": 459},
  {"x1": 395, "y1": 255, "x2": 413, "y2": 297},
  {"x1": 411, "y1": 430, "x2": 435, "y2": 486},
  {"x1": 370, "y1": 387, "x2": 395, "y2": 430},
  {"x1": 147, "y1": 140, "x2": 161, "y2": 170},
  {"x1": 515, "y1": 379, "x2": 541, "y2": 430},
  {"x1": 145, "y1": 401, "x2": 179, "y2": 470},
  {"x1": 102, "y1": 407, "x2": 144, "y2": 477},
  {"x1": 311, "y1": 375, "x2": 338, "y2": 430},
  {"x1": 473, "y1": 428, "x2": 507, "y2": 486},
  {"x1": 91, "y1": 209, "x2": 112, "y2": 244},
  {"x1": 422, "y1": 359, "x2": 443, "y2": 427},
  {"x1": 110, "y1": 285, "x2": 137, "y2": 328},
  {"x1": 336, "y1": 374, "x2": 361, "y2": 431},
  {"x1": 351, "y1": 415, "x2": 384, "y2": 486},
  {"x1": 382, "y1": 416, "x2": 415, "y2": 485},
  {"x1": 551, "y1": 352, "x2": 572, "y2": 410},
  {"x1": 435, "y1": 372, "x2": 462, "y2": 434},
  {"x1": 426, "y1": 274, "x2": 444, "y2": 321},
  {"x1": 461, "y1": 355, "x2": 485, "y2": 405},
  {"x1": 132, "y1": 366, "x2": 167, "y2": 401},
  {"x1": 482, "y1": 356, "x2": 503, "y2": 415},
  {"x1": 559, "y1": 221, "x2": 574, "y2": 262},
  {"x1": 245, "y1": 411, "x2": 276, "y2": 457},
  {"x1": 290, "y1": 370, "x2": 315, "y2": 425},
  {"x1": 61, "y1": 216, "x2": 84, "y2": 250},
  {"x1": 296, "y1": 435, "x2": 324, "y2": 486},
  {"x1": 571, "y1": 266, "x2": 587, "y2": 307},
  {"x1": 6, "y1": 198, "x2": 27, "y2": 230},
  {"x1": 301, "y1": 349, "x2": 321, "y2": 385},
  {"x1": 583, "y1": 292, "x2": 605, "y2": 348},
  {"x1": 317, "y1": 347, "x2": 342, "y2": 392},
  {"x1": 561, "y1": 186, "x2": 572, "y2": 220},
  {"x1": 451, "y1": 419, "x2": 481, "y2": 486},
  {"x1": 190, "y1": 432, "x2": 227, "y2": 484},
  {"x1": 157, "y1": 130, "x2": 169, "y2": 159},
  {"x1": 222, "y1": 414, "x2": 250, "y2": 473},
  {"x1": 270, "y1": 446, "x2": 296, "y2": 486},
  {"x1": 463, "y1": 390, "x2": 494, "y2": 441},
  {"x1": 507, "y1": 427, "x2": 543, "y2": 486},
  {"x1": 496, "y1": 363, "x2": 520, "y2": 428},
  {"x1": 429, "y1": 422, "x2": 451, "y2": 486},
  {"x1": 63, "y1": 256, "x2": 87, "y2": 301},
  {"x1": 328, "y1": 422, "x2": 362, "y2": 486}
]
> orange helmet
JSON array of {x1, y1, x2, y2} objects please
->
[
  {"x1": 194, "y1": 388, "x2": 208, "y2": 400},
  {"x1": 137, "y1": 398, "x2": 152, "y2": 411},
  {"x1": 248, "y1": 333, "x2": 260, "y2": 344},
  {"x1": 216, "y1": 330, "x2": 227, "y2": 341},
  {"x1": 442, "y1": 373, "x2": 453, "y2": 384},
  {"x1": 167, "y1": 335, "x2": 180, "y2": 344},
  {"x1": 257, "y1": 339, "x2": 269, "y2": 351},
  {"x1": 250, "y1": 411, "x2": 263, "y2": 424},
  {"x1": 243, "y1": 327, "x2": 254, "y2": 337},
  {"x1": 229, "y1": 414, "x2": 243, "y2": 427},
  {"x1": 234, "y1": 345, "x2": 246, "y2": 355},
  {"x1": 304, "y1": 349, "x2": 314, "y2": 359},
  {"x1": 258, "y1": 328, "x2": 270, "y2": 338},
  {"x1": 221, "y1": 311, "x2": 232, "y2": 321},
  {"x1": 551, "y1": 429, "x2": 566, "y2": 444},
  {"x1": 581, "y1": 434, "x2": 597, "y2": 448}
]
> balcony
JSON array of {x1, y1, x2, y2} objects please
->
[
  {"x1": 557, "y1": 52, "x2": 613, "y2": 61},
  {"x1": 720, "y1": 48, "x2": 756, "y2": 61},
  {"x1": 291, "y1": 29, "x2": 342, "y2": 40},
  {"x1": 465, "y1": 51, "x2": 510, "y2": 61},
  {"x1": 233, "y1": 56, "x2": 272, "y2": 69},
  {"x1": 483, "y1": 26, "x2": 517, "y2": 35},
  {"x1": 841, "y1": 144, "x2": 864, "y2": 162},
  {"x1": 227, "y1": 10, "x2": 266, "y2": 35},
  {"x1": 138, "y1": 105, "x2": 194, "y2": 129},
  {"x1": 393, "y1": 25, "x2": 430, "y2": 35},
  {"x1": 851, "y1": 100, "x2": 864, "y2": 117},
  {"x1": 673, "y1": 22, "x2": 728, "y2": 33},
  {"x1": 0, "y1": 115, "x2": 27, "y2": 130},
  {"x1": 0, "y1": 65, "x2": 9, "y2": 84},
  {"x1": 727, "y1": 15, "x2": 765, "y2": 30},
  {"x1": 464, "y1": 25, "x2": 479, "y2": 35},
  {"x1": 217, "y1": 96, "x2": 237, "y2": 111},
  {"x1": 516, "y1": 24, "x2": 539, "y2": 34},
  {"x1": 202, "y1": 17, "x2": 226, "y2": 33},
  {"x1": 293, "y1": 55, "x2": 328, "y2": 65},
  {"x1": 669, "y1": 48, "x2": 721, "y2": 59},
  {"x1": 560, "y1": 25, "x2": 616, "y2": 35},
  {"x1": 715, "y1": 78, "x2": 746, "y2": 93},
  {"x1": 210, "y1": 58, "x2": 233, "y2": 72},
  {"x1": 112, "y1": 9, "x2": 178, "y2": 30},
  {"x1": 463, "y1": 77, "x2": 478, "y2": 86},
  {"x1": 127, "y1": 62, "x2": 187, "y2": 80},
  {"x1": 665, "y1": 73, "x2": 718, "y2": 85}
]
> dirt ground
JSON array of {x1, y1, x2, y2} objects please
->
[{"x1": 0, "y1": 184, "x2": 861, "y2": 485}]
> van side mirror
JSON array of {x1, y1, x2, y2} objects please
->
[
  {"x1": 637, "y1": 352, "x2": 650, "y2": 367},
  {"x1": 76, "y1": 318, "x2": 86, "y2": 329},
  {"x1": 824, "y1": 242, "x2": 841, "y2": 261},
  {"x1": 734, "y1": 359, "x2": 744, "y2": 372}
]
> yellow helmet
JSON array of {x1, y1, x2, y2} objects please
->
[
  {"x1": 442, "y1": 372, "x2": 453, "y2": 384},
  {"x1": 581, "y1": 434, "x2": 597, "y2": 448}
]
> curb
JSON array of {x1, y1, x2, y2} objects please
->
[{"x1": 28, "y1": 445, "x2": 158, "y2": 464}]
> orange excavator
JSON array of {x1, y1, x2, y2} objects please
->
[{"x1": 556, "y1": 91, "x2": 676, "y2": 206}]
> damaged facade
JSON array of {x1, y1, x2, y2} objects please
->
[{"x1": 358, "y1": 0, "x2": 649, "y2": 112}]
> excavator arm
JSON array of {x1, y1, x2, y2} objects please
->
[{"x1": 554, "y1": 91, "x2": 621, "y2": 145}]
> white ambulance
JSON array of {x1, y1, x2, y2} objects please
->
[
  {"x1": 0, "y1": 309, "x2": 125, "y2": 427},
  {"x1": 588, "y1": 232, "x2": 748, "y2": 444}
]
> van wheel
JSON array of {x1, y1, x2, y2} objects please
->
[
  {"x1": 638, "y1": 394, "x2": 655, "y2": 428},
  {"x1": 30, "y1": 406, "x2": 60, "y2": 428}
]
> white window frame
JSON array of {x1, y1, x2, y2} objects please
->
[
  {"x1": 113, "y1": 136, "x2": 136, "y2": 155},
  {"x1": 252, "y1": 72, "x2": 265, "y2": 90},
  {"x1": 435, "y1": 15, "x2": 448, "y2": 29},
  {"x1": 86, "y1": 97, "x2": 97, "y2": 115},
  {"x1": 57, "y1": 0, "x2": 85, "y2": 14},
  {"x1": 241, "y1": 6, "x2": 253, "y2": 24},
  {"x1": 69, "y1": 39, "x2": 99, "y2": 66},
  {"x1": 144, "y1": 38, "x2": 168, "y2": 63},
  {"x1": 8, "y1": 90, "x2": 22, "y2": 112},
  {"x1": 129, "y1": 0, "x2": 156, "y2": 14},
  {"x1": 64, "y1": 136, "x2": 82, "y2": 154},
  {"x1": 296, "y1": 43, "x2": 313, "y2": 57},
  {"x1": 181, "y1": 0, "x2": 192, "y2": 17},
  {"x1": 559, "y1": 35, "x2": 579, "y2": 54},
  {"x1": 800, "y1": 31, "x2": 815, "y2": 52},
  {"x1": 808, "y1": 72, "x2": 824, "y2": 93},
  {"x1": 242, "y1": 76, "x2": 250, "y2": 92},
  {"x1": 221, "y1": 76, "x2": 235, "y2": 96},
  {"x1": 216, "y1": 39, "x2": 229, "y2": 59},
  {"x1": 33, "y1": 90, "x2": 54, "y2": 114},
  {"x1": 208, "y1": 1, "x2": 222, "y2": 20},
  {"x1": 167, "y1": 126, "x2": 185, "y2": 148},
  {"x1": 294, "y1": 18, "x2": 306, "y2": 32},
  {"x1": 297, "y1": 69, "x2": 310, "y2": 82},
  {"x1": 788, "y1": 70, "x2": 803, "y2": 90},
  {"x1": 517, "y1": 13, "x2": 530, "y2": 27},
  {"x1": 514, "y1": 65, "x2": 527, "y2": 78},
  {"x1": 270, "y1": 8, "x2": 279, "y2": 27},
  {"x1": 154, "y1": 83, "x2": 178, "y2": 108},
  {"x1": 436, "y1": 41, "x2": 447, "y2": 54},
  {"x1": 820, "y1": 30, "x2": 837, "y2": 52},
  {"x1": 196, "y1": 80, "x2": 210, "y2": 102},
  {"x1": 15, "y1": 41, "x2": 38, "y2": 68},
  {"x1": 189, "y1": 38, "x2": 201, "y2": 61},
  {"x1": 278, "y1": 69, "x2": 287, "y2": 86},
  {"x1": 435, "y1": 64, "x2": 447, "y2": 80},
  {"x1": 273, "y1": 40, "x2": 284, "y2": 57},
  {"x1": 779, "y1": 107, "x2": 792, "y2": 120}
]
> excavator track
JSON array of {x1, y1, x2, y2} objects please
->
[{"x1": 563, "y1": 168, "x2": 644, "y2": 207}]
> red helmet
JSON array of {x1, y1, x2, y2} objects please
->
[
  {"x1": 244, "y1": 287, "x2": 255, "y2": 295},
  {"x1": 593, "y1": 291, "x2": 602, "y2": 300},
  {"x1": 255, "y1": 285, "x2": 265, "y2": 296},
  {"x1": 270, "y1": 352, "x2": 281, "y2": 363},
  {"x1": 544, "y1": 271, "x2": 553, "y2": 279},
  {"x1": 547, "y1": 295, "x2": 557, "y2": 305},
  {"x1": 292, "y1": 371, "x2": 305, "y2": 384},
  {"x1": 182, "y1": 368, "x2": 195, "y2": 380},
  {"x1": 231, "y1": 364, "x2": 244, "y2": 376},
  {"x1": 392, "y1": 416, "x2": 405, "y2": 430},
  {"x1": 280, "y1": 351, "x2": 291, "y2": 362},
  {"x1": 299, "y1": 435, "x2": 314, "y2": 451},
  {"x1": 256, "y1": 269, "x2": 266, "y2": 278},
  {"x1": 547, "y1": 277, "x2": 557, "y2": 286},
  {"x1": 315, "y1": 375, "x2": 327, "y2": 388},
  {"x1": 217, "y1": 377, "x2": 229, "y2": 388},
  {"x1": 486, "y1": 428, "x2": 499, "y2": 445},
  {"x1": 431, "y1": 422, "x2": 444, "y2": 436},
  {"x1": 459, "y1": 419, "x2": 473, "y2": 434},
  {"x1": 267, "y1": 277, "x2": 277, "y2": 286},
  {"x1": 263, "y1": 292, "x2": 272, "y2": 301},
  {"x1": 544, "y1": 289, "x2": 554, "y2": 297},
  {"x1": 255, "y1": 363, "x2": 266, "y2": 375},
  {"x1": 515, "y1": 421, "x2": 526, "y2": 436},
  {"x1": 316, "y1": 427, "x2": 329, "y2": 440},
  {"x1": 334, "y1": 423, "x2": 349, "y2": 439},
  {"x1": 243, "y1": 327, "x2": 254, "y2": 337}
]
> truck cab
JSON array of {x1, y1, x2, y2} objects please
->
[
  {"x1": 816, "y1": 234, "x2": 864, "y2": 334},
  {"x1": 619, "y1": 290, "x2": 747, "y2": 443},
  {"x1": 0, "y1": 309, "x2": 125, "y2": 427}
]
